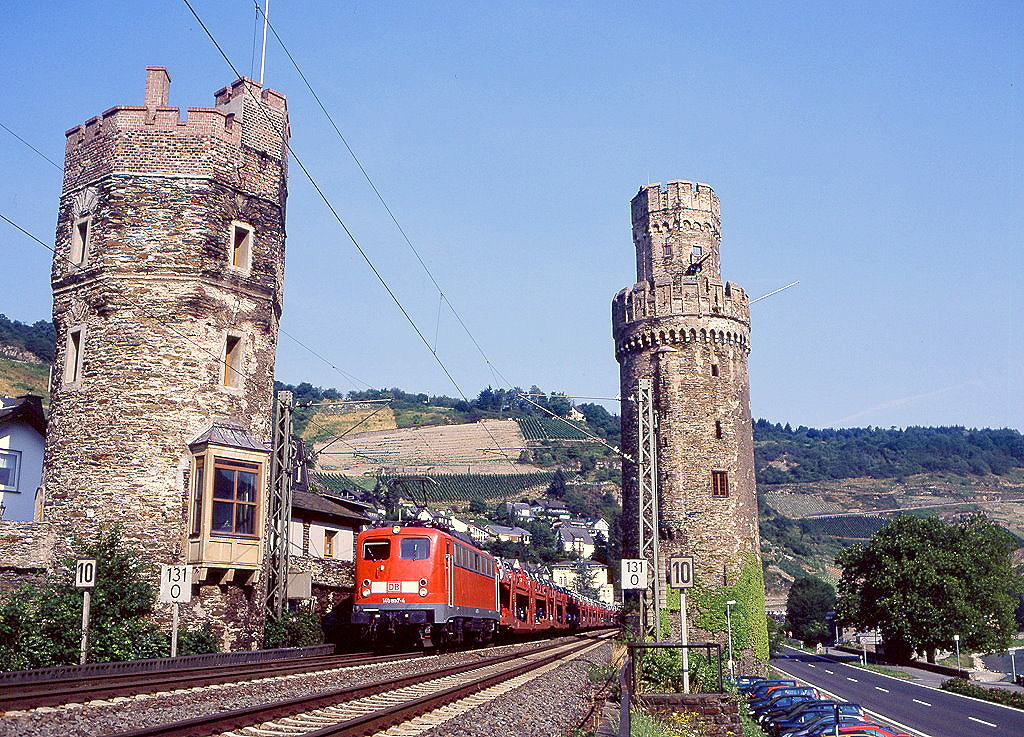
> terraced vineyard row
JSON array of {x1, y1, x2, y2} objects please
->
[
  {"x1": 516, "y1": 416, "x2": 590, "y2": 441},
  {"x1": 378, "y1": 472, "x2": 555, "y2": 502}
]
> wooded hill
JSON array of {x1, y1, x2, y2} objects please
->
[{"x1": 0, "y1": 314, "x2": 54, "y2": 363}]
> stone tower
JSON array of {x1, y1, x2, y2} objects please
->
[
  {"x1": 42, "y1": 67, "x2": 289, "y2": 648},
  {"x1": 612, "y1": 181, "x2": 767, "y2": 664}
]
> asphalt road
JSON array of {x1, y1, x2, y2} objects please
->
[{"x1": 771, "y1": 646, "x2": 1024, "y2": 737}]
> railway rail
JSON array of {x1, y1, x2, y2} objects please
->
[
  {"x1": 0, "y1": 651, "x2": 422, "y2": 711},
  {"x1": 95, "y1": 631, "x2": 611, "y2": 737}
]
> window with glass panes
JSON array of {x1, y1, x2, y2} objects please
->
[
  {"x1": 211, "y1": 457, "x2": 259, "y2": 536},
  {"x1": 191, "y1": 457, "x2": 204, "y2": 536}
]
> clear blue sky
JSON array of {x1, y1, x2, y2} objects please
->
[{"x1": 2, "y1": 1, "x2": 1021, "y2": 430}]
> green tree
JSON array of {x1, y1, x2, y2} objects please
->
[
  {"x1": 547, "y1": 468, "x2": 567, "y2": 499},
  {"x1": 836, "y1": 514, "x2": 1021, "y2": 662},
  {"x1": 786, "y1": 576, "x2": 836, "y2": 645}
]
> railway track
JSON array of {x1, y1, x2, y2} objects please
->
[
  {"x1": 0, "y1": 651, "x2": 422, "y2": 711},
  {"x1": 101, "y1": 632, "x2": 611, "y2": 737}
]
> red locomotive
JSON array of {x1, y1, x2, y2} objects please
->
[{"x1": 351, "y1": 523, "x2": 618, "y2": 647}]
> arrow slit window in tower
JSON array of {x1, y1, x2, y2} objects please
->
[
  {"x1": 71, "y1": 214, "x2": 92, "y2": 264},
  {"x1": 230, "y1": 221, "x2": 254, "y2": 272}
]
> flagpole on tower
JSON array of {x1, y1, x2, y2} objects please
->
[{"x1": 259, "y1": 0, "x2": 270, "y2": 85}]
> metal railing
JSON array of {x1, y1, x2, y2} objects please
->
[{"x1": 619, "y1": 641, "x2": 724, "y2": 737}]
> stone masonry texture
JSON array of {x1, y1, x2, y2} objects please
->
[
  {"x1": 41, "y1": 67, "x2": 289, "y2": 650},
  {"x1": 613, "y1": 181, "x2": 762, "y2": 662}
]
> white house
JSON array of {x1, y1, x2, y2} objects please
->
[
  {"x1": 0, "y1": 395, "x2": 46, "y2": 522},
  {"x1": 551, "y1": 559, "x2": 615, "y2": 605},
  {"x1": 485, "y1": 524, "x2": 532, "y2": 544}
]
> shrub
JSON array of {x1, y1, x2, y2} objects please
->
[
  {"x1": 941, "y1": 678, "x2": 1024, "y2": 710},
  {"x1": 264, "y1": 608, "x2": 325, "y2": 648}
]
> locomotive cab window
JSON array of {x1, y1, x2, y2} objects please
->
[
  {"x1": 400, "y1": 537, "x2": 431, "y2": 560},
  {"x1": 363, "y1": 538, "x2": 391, "y2": 561}
]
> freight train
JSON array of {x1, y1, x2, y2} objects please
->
[{"x1": 351, "y1": 523, "x2": 618, "y2": 647}]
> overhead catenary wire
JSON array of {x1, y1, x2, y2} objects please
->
[
  {"x1": 180, "y1": 0, "x2": 518, "y2": 471},
  {"x1": 0, "y1": 211, "x2": 349, "y2": 448},
  {"x1": 247, "y1": 4, "x2": 632, "y2": 459}
]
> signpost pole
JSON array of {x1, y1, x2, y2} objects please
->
[
  {"x1": 1012, "y1": 649, "x2": 1017, "y2": 683},
  {"x1": 668, "y1": 556, "x2": 694, "y2": 693},
  {"x1": 79, "y1": 589, "x2": 91, "y2": 665},
  {"x1": 160, "y1": 564, "x2": 192, "y2": 657},
  {"x1": 75, "y1": 558, "x2": 97, "y2": 665},
  {"x1": 681, "y1": 590, "x2": 690, "y2": 693},
  {"x1": 171, "y1": 601, "x2": 180, "y2": 657}
]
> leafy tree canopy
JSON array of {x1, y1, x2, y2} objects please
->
[
  {"x1": 836, "y1": 514, "x2": 1022, "y2": 662},
  {"x1": 755, "y1": 420, "x2": 1024, "y2": 483},
  {"x1": 786, "y1": 576, "x2": 836, "y2": 645}
]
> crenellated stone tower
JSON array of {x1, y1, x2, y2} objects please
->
[
  {"x1": 42, "y1": 67, "x2": 289, "y2": 648},
  {"x1": 613, "y1": 181, "x2": 767, "y2": 665}
]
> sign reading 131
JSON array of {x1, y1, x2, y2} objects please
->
[
  {"x1": 620, "y1": 559, "x2": 648, "y2": 589},
  {"x1": 159, "y1": 565, "x2": 193, "y2": 603}
]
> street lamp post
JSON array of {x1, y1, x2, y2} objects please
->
[
  {"x1": 954, "y1": 634, "x2": 961, "y2": 672},
  {"x1": 726, "y1": 599, "x2": 737, "y2": 681},
  {"x1": 1012, "y1": 649, "x2": 1017, "y2": 684}
]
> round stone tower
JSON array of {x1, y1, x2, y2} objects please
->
[
  {"x1": 42, "y1": 67, "x2": 289, "y2": 648},
  {"x1": 613, "y1": 181, "x2": 767, "y2": 665}
]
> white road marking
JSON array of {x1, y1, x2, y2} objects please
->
[
  {"x1": 824, "y1": 669, "x2": 834, "y2": 674},
  {"x1": 913, "y1": 699, "x2": 931, "y2": 706},
  {"x1": 875, "y1": 686, "x2": 890, "y2": 693},
  {"x1": 847, "y1": 677, "x2": 858, "y2": 682},
  {"x1": 968, "y1": 717, "x2": 997, "y2": 728},
  {"x1": 808, "y1": 664, "x2": 816, "y2": 668}
]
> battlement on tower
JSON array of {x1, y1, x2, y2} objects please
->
[
  {"x1": 612, "y1": 278, "x2": 750, "y2": 340},
  {"x1": 632, "y1": 181, "x2": 721, "y2": 223},
  {"x1": 62, "y1": 67, "x2": 288, "y2": 195}
]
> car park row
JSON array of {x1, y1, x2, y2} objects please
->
[{"x1": 736, "y1": 676, "x2": 911, "y2": 737}]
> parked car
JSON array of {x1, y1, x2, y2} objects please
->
[
  {"x1": 756, "y1": 694, "x2": 822, "y2": 725},
  {"x1": 780, "y1": 713, "x2": 868, "y2": 737},
  {"x1": 750, "y1": 687, "x2": 820, "y2": 714},
  {"x1": 735, "y1": 675, "x2": 765, "y2": 694},
  {"x1": 750, "y1": 687, "x2": 820, "y2": 715},
  {"x1": 806, "y1": 725, "x2": 911, "y2": 737},
  {"x1": 770, "y1": 702, "x2": 865, "y2": 735},
  {"x1": 747, "y1": 679, "x2": 798, "y2": 700}
]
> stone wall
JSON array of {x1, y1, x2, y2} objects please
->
[
  {"x1": 0, "y1": 521, "x2": 54, "y2": 592},
  {"x1": 39, "y1": 67, "x2": 289, "y2": 650},
  {"x1": 639, "y1": 693, "x2": 743, "y2": 737}
]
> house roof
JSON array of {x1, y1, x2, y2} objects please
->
[
  {"x1": 0, "y1": 394, "x2": 46, "y2": 436},
  {"x1": 486, "y1": 524, "x2": 530, "y2": 536},
  {"x1": 552, "y1": 559, "x2": 608, "y2": 569},
  {"x1": 189, "y1": 420, "x2": 269, "y2": 453},
  {"x1": 292, "y1": 489, "x2": 370, "y2": 525},
  {"x1": 558, "y1": 525, "x2": 594, "y2": 545}
]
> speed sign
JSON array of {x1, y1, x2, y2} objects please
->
[
  {"x1": 75, "y1": 559, "x2": 97, "y2": 588},
  {"x1": 620, "y1": 559, "x2": 647, "y2": 589},
  {"x1": 668, "y1": 556, "x2": 694, "y2": 589}
]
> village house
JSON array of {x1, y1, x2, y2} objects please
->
[{"x1": 0, "y1": 395, "x2": 46, "y2": 522}]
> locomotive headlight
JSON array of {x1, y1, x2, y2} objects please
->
[
  {"x1": 362, "y1": 579, "x2": 371, "y2": 587},
  {"x1": 419, "y1": 587, "x2": 428, "y2": 597},
  {"x1": 361, "y1": 588, "x2": 370, "y2": 598},
  {"x1": 419, "y1": 578, "x2": 428, "y2": 587},
  {"x1": 392, "y1": 525, "x2": 401, "y2": 533}
]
